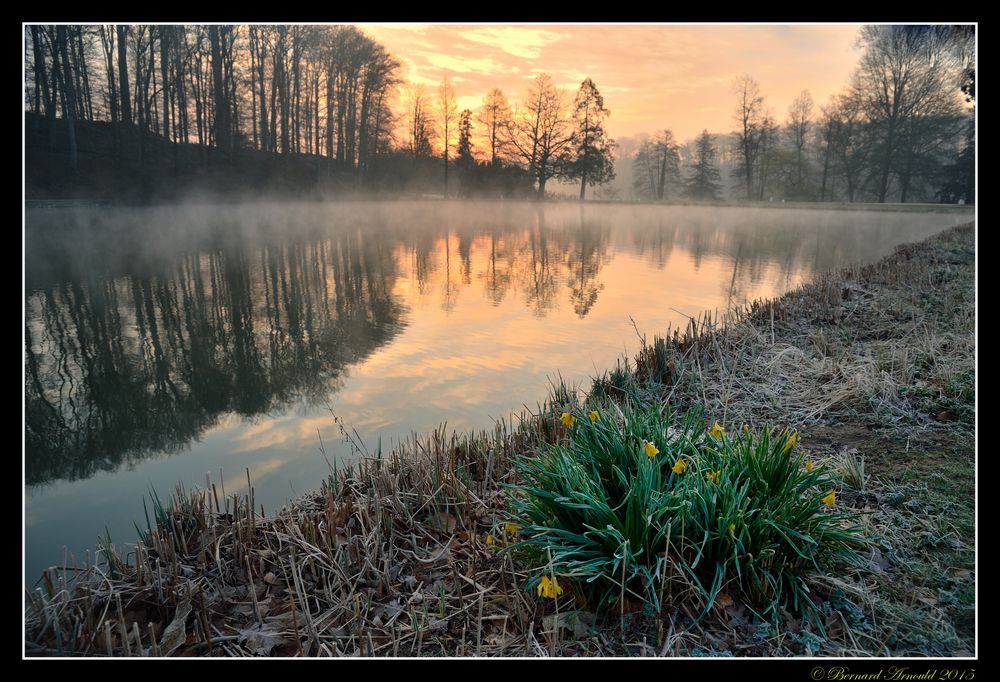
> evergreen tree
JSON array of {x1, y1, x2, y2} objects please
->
[
  {"x1": 685, "y1": 129, "x2": 722, "y2": 200},
  {"x1": 566, "y1": 78, "x2": 615, "y2": 201},
  {"x1": 456, "y1": 109, "x2": 474, "y2": 167}
]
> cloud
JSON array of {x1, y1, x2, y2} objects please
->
[{"x1": 461, "y1": 27, "x2": 564, "y2": 59}]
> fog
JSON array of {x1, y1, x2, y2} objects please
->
[{"x1": 24, "y1": 200, "x2": 967, "y2": 581}]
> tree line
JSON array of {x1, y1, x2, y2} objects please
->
[
  {"x1": 627, "y1": 25, "x2": 974, "y2": 204},
  {"x1": 25, "y1": 24, "x2": 619, "y2": 199},
  {"x1": 25, "y1": 24, "x2": 972, "y2": 203}
]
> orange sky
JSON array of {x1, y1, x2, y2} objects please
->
[{"x1": 359, "y1": 23, "x2": 863, "y2": 145}]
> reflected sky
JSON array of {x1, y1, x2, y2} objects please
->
[{"x1": 23, "y1": 201, "x2": 964, "y2": 582}]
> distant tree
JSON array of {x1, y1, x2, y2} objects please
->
[
  {"x1": 505, "y1": 74, "x2": 575, "y2": 198},
  {"x1": 755, "y1": 113, "x2": 780, "y2": 200},
  {"x1": 652, "y1": 130, "x2": 680, "y2": 200},
  {"x1": 566, "y1": 78, "x2": 615, "y2": 201},
  {"x1": 479, "y1": 88, "x2": 510, "y2": 166},
  {"x1": 406, "y1": 84, "x2": 434, "y2": 158},
  {"x1": 631, "y1": 131, "x2": 679, "y2": 201},
  {"x1": 732, "y1": 74, "x2": 765, "y2": 201},
  {"x1": 685, "y1": 130, "x2": 722, "y2": 200},
  {"x1": 786, "y1": 90, "x2": 813, "y2": 198},
  {"x1": 456, "y1": 108, "x2": 474, "y2": 166},
  {"x1": 438, "y1": 76, "x2": 458, "y2": 195},
  {"x1": 827, "y1": 92, "x2": 870, "y2": 202},
  {"x1": 852, "y1": 26, "x2": 966, "y2": 202}
]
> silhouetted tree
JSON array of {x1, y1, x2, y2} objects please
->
[
  {"x1": 438, "y1": 76, "x2": 457, "y2": 195},
  {"x1": 685, "y1": 130, "x2": 722, "y2": 200},
  {"x1": 479, "y1": 87, "x2": 510, "y2": 167},
  {"x1": 786, "y1": 90, "x2": 813, "y2": 198},
  {"x1": 505, "y1": 74, "x2": 575, "y2": 198},
  {"x1": 852, "y1": 25, "x2": 965, "y2": 202},
  {"x1": 733, "y1": 74, "x2": 765, "y2": 201},
  {"x1": 566, "y1": 78, "x2": 615, "y2": 201}
]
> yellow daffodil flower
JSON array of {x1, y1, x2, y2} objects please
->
[
  {"x1": 710, "y1": 422, "x2": 726, "y2": 439},
  {"x1": 588, "y1": 410, "x2": 600, "y2": 423},
  {"x1": 644, "y1": 441, "x2": 660, "y2": 458},
  {"x1": 537, "y1": 575, "x2": 564, "y2": 599},
  {"x1": 707, "y1": 470, "x2": 721, "y2": 484},
  {"x1": 672, "y1": 458, "x2": 687, "y2": 475},
  {"x1": 486, "y1": 534, "x2": 494, "y2": 546},
  {"x1": 804, "y1": 459, "x2": 813, "y2": 472},
  {"x1": 742, "y1": 424, "x2": 750, "y2": 433},
  {"x1": 822, "y1": 491, "x2": 836, "y2": 506},
  {"x1": 728, "y1": 523, "x2": 736, "y2": 536},
  {"x1": 505, "y1": 523, "x2": 520, "y2": 537},
  {"x1": 784, "y1": 431, "x2": 800, "y2": 452},
  {"x1": 560, "y1": 412, "x2": 577, "y2": 428}
]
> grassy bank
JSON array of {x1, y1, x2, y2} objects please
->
[{"x1": 24, "y1": 223, "x2": 975, "y2": 657}]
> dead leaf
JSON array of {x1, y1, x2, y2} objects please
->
[
  {"x1": 238, "y1": 622, "x2": 287, "y2": 656},
  {"x1": 781, "y1": 606, "x2": 802, "y2": 635},
  {"x1": 431, "y1": 512, "x2": 458, "y2": 533},
  {"x1": 263, "y1": 571, "x2": 277, "y2": 585},
  {"x1": 159, "y1": 597, "x2": 192, "y2": 656},
  {"x1": 542, "y1": 611, "x2": 595, "y2": 639}
]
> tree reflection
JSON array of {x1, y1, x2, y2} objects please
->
[
  {"x1": 565, "y1": 210, "x2": 610, "y2": 318},
  {"x1": 25, "y1": 230, "x2": 404, "y2": 486},
  {"x1": 25, "y1": 203, "x2": 916, "y2": 487}
]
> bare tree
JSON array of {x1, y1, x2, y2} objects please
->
[
  {"x1": 438, "y1": 76, "x2": 458, "y2": 195},
  {"x1": 852, "y1": 26, "x2": 965, "y2": 202},
  {"x1": 732, "y1": 74, "x2": 765, "y2": 201},
  {"x1": 116, "y1": 25, "x2": 131, "y2": 125},
  {"x1": 479, "y1": 87, "x2": 510, "y2": 167},
  {"x1": 208, "y1": 25, "x2": 231, "y2": 158},
  {"x1": 505, "y1": 74, "x2": 575, "y2": 198},
  {"x1": 406, "y1": 84, "x2": 434, "y2": 158},
  {"x1": 55, "y1": 25, "x2": 77, "y2": 168},
  {"x1": 786, "y1": 90, "x2": 813, "y2": 197}
]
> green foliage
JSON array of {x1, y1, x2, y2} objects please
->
[{"x1": 507, "y1": 401, "x2": 864, "y2": 625}]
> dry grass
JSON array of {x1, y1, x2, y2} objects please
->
[{"x1": 24, "y1": 223, "x2": 975, "y2": 657}]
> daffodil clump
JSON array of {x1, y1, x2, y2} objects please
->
[{"x1": 508, "y1": 402, "x2": 862, "y2": 622}]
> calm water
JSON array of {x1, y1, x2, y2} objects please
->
[{"x1": 23, "y1": 201, "x2": 964, "y2": 582}]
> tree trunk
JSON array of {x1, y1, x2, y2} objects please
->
[
  {"x1": 256, "y1": 31, "x2": 269, "y2": 153},
  {"x1": 47, "y1": 27, "x2": 61, "y2": 148},
  {"x1": 209, "y1": 26, "x2": 230, "y2": 158},
  {"x1": 579, "y1": 173, "x2": 587, "y2": 202},
  {"x1": 31, "y1": 26, "x2": 47, "y2": 115},
  {"x1": 116, "y1": 26, "x2": 131, "y2": 125},
  {"x1": 160, "y1": 27, "x2": 170, "y2": 142},
  {"x1": 819, "y1": 122, "x2": 832, "y2": 202},
  {"x1": 77, "y1": 27, "x2": 94, "y2": 121},
  {"x1": 56, "y1": 26, "x2": 78, "y2": 170},
  {"x1": 98, "y1": 26, "x2": 117, "y2": 126},
  {"x1": 877, "y1": 123, "x2": 895, "y2": 203}
]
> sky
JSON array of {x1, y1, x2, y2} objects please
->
[{"x1": 359, "y1": 23, "x2": 863, "y2": 144}]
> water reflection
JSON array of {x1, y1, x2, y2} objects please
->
[
  {"x1": 26, "y1": 229, "x2": 404, "y2": 485},
  {"x1": 25, "y1": 202, "x2": 960, "y2": 489}
]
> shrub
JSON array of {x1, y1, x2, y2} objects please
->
[{"x1": 507, "y1": 401, "x2": 864, "y2": 624}]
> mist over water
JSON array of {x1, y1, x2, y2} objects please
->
[{"x1": 23, "y1": 200, "x2": 964, "y2": 581}]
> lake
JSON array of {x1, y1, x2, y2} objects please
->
[{"x1": 23, "y1": 201, "x2": 966, "y2": 582}]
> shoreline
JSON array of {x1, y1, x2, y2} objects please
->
[{"x1": 24, "y1": 222, "x2": 975, "y2": 657}]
